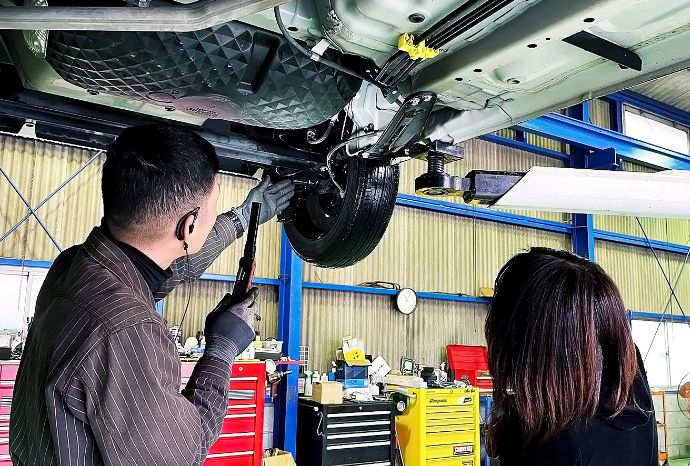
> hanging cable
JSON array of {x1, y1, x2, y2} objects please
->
[
  {"x1": 273, "y1": 6, "x2": 381, "y2": 88},
  {"x1": 173, "y1": 249, "x2": 193, "y2": 344}
]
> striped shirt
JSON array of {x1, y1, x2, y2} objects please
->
[{"x1": 10, "y1": 214, "x2": 240, "y2": 466}]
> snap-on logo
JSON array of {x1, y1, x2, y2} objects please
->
[
  {"x1": 429, "y1": 399, "x2": 447, "y2": 404},
  {"x1": 454, "y1": 445, "x2": 473, "y2": 456}
]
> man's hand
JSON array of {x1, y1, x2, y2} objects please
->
[
  {"x1": 203, "y1": 288, "x2": 258, "y2": 364},
  {"x1": 238, "y1": 176, "x2": 295, "y2": 227}
]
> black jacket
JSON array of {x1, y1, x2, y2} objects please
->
[{"x1": 498, "y1": 350, "x2": 658, "y2": 466}]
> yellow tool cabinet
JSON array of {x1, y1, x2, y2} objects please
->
[{"x1": 396, "y1": 388, "x2": 480, "y2": 466}]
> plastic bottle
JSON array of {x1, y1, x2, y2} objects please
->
[
  {"x1": 321, "y1": 373, "x2": 328, "y2": 383},
  {"x1": 304, "y1": 371, "x2": 313, "y2": 397}
]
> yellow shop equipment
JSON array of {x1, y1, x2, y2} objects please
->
[{"x1": 396, "y1": 387, "x2": 480, "y2": 466}]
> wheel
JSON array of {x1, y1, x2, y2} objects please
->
[{"x1": 285, "y1": 159, "x2": 399, "y2": 268}]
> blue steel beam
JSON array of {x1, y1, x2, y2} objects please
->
[
  {"x1": 303, "y1": 281, "x2": 490, "y2": 305},
  {"x1": 593, "y1": 229, "x2": 690, "y2": 256},
  {"x1": 629, "y1": 310, "x2": 690, "y2": 324},
  {"x1": 396, "y1": 194, "x2": 571, "y2": 234},
  {"x1": 569, "y1": 103, "x2": 596, "y2": 260},
  {"x1": 516, "y1": 112, "x2": 690, "y2": 171},
  {"x1": 275, "y1": 228, "x2": 303, "y2": 455}
]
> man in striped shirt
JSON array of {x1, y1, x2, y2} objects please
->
[{"x1": 9, "y1": 124, "x2": 295, "y2": 465}]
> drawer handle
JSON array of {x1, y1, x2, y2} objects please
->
[
  {"x1": 228, "y1": 404, "x2": 256, "y2": 410},
  {"x1": 328, "y1": 421, "x2": 390, "y2": 429},
  {"x1": 327, "y1": 441, "x2": 390, "y2": 451},
  {"x1": 229, "y1": 377, "x2": 258, "y2": 382},
  {"x1": 0, "y1": 382, "x2": 14, "y2": 387},
  {"x1": 0, "y1": 455, "x2": 10, "y2": 461},
  {"x1": 218, "y1": 432, "x2": 255, "y2": 439},
  {"x1": 207, "y1": 451, "x2": 253, "y2": 458},
  {"x1": 327, "y1": 431, "x2": 390, "y2": 440},
  {"x1": 326, "y1": 411, "x2": 390, "y2": 418},
  {"x1": 224, "y1": 414, "x2": 256, "y2": 419}
]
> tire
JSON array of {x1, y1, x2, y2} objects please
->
[{"x1": 285, "y1": 159, "x2": 399, "y2": 268}]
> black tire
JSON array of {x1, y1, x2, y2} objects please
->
[{"x1": 285, "y1": 159, "x2": 399, "y2": 268}]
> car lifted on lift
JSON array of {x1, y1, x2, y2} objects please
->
[{"x1": 2, "y1": 0, "x2": 690, "y2": 267}]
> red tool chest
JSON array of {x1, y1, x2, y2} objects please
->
[
  {"x1": 0, "y1": 361, "x2": 19, "y2": 466},
  {"x1": 0, "y1": 359, "x2": 264, "y2": 466},
  {"x1": 181, "y1": 361, "x2": 266, "y2": 466},
  {"x1": 446, "y1": 344, "x2": 493, "y2": 392}
]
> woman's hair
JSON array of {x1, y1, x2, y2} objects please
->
[{"x1": 485, "y1": 247, "x2": 637, "y2": 454}]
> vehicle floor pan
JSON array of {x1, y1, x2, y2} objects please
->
[{"x1": 46, "y1": 21, "x2": 361, "y2": 129}]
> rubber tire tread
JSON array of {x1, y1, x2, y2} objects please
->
[{"x1": 285, "y1": 159, "x2": 399, "y2": 268}]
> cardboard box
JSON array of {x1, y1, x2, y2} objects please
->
[
  {"x1": 263, "y1": 450, "x2": 295, "y2": 466},
  {"x1": 312, "y1": 381, "x2": 343, "y2": 404}
]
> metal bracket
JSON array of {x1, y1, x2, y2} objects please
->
[
  {"x1": 563, "y1": 31, "x2": 642, "y2": 71},
  {"x1": 367, "y1": 91, "x2": 437, "y2": 157},
  {"x1": 587, "y1": 147, "x2": 620, "y2": 170}
]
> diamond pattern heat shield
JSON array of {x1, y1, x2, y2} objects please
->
[{"x1": 46, "y1": 22, "x2": 362, "y2": 129}]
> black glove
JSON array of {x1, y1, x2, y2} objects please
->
[{"x1": 204, "y1": 288, "x2": 258, "y2": 364}]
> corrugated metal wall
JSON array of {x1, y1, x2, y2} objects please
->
[
  {"x1": 0, "y1": 134, "x2": 283, "y2": 342},
  {"x1": 593, "y1": 157, "x2": 690, "y2": 314},
  {"x1": 302, "y1": 137, "x2": 571, "y2": 367},
  {"x1": 164, "y1": 282, "x2": 279, "y2": 341},
  {"x1": 302, "y1": 289, "x2": 487, "y2": 372},
  {"x1": 2, "y1": 133, "x2": 573, "y2": 367},
  {"x1": 0, "y1": 135, "x2": 103, "y2": 261}
]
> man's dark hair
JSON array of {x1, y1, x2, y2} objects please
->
[
  {"x1": 102, "y1": 124, "x2": 219, "y2": 234},
  {"x1": 485, "y1": 247, "x2": 637, "y2": 455}
]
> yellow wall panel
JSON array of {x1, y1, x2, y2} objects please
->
[
  {"x1": 0, "y1": 135, "x2": 282, "y2": 278},
  {"x1": 589, "y1": 98, "x2": 612, "y2": 129},
  {"x1": 596, "y1": 241, "x2": 689, "y2": 315},
  {"x1": 304, "y1": 205, "x2": 570, "y2": 295},
  {"x1": 164, "y1": 281, "x2": 278, "y2": 341},
  {"x1": 301, "y1": 288, "x2": 488, "y2": 372}
]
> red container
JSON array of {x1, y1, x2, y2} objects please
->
[{"x1": 446, "y1": 345, "x2": 493, "y2": 391}]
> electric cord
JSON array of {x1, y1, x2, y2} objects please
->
[
  {"x1": 173, "y1": 248, "x2": 193, "y2": 344},
  {"x1": 358, "y1": 281, "x2": 400, "y2": 290},
  {"x1": 273, "y1": 6, "x2": 381, "y2": 88}
]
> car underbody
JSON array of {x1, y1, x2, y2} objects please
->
[{"x1": 2, "y1": 0, "x2": 690, "y2": 267}]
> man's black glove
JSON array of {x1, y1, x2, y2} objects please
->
[{"x1": 204, "y1": 288, "x2": 258, "y2": 364}]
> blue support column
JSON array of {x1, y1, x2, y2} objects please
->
[
  {"x1": 569, "y1": 103, "x2": 596, "y2": 260},
  {"x1": 275, "y1": 228, "x2": 303, "y2": 454}
]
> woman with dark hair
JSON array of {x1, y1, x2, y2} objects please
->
[{"x1": 485, "y1": 247, "x2": 657, "y2": 465}]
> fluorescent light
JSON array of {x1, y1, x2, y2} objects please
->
[{"x1": 492, "y1": 166, "x2": 690, "y2": 218}]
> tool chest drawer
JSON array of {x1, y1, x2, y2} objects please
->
[
  {"x1": 181, "y1": 361, "x2": 265, "y2": 466},
  {"x1": 297, "y1": 398, "x2": 396, "y2": 466}
]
